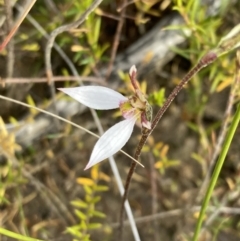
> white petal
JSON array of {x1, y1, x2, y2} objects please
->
[
  {"x1": 58, "y1": 86, "x2": 127, "y2": 110},
  {"x1": 85, "y1": 118, "x2": 136, "y2": 170}
]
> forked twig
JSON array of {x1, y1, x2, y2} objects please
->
[{"x1": 45, "y1": 0, "x2": 103, "y2": 80}]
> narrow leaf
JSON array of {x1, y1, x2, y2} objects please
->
[
  {"x1": 76, "y1": 177, "x2": 95, "y2": 186},
  {"x1": 88, "y1": 223, "x2": 102, "y2": 230}
]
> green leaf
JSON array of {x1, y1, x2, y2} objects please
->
[
  {"x1": 79, "y1": 56, "x2": 94, "y2": 66},
  {"x1": 0, "y1": 228, "x2": 44, "y2": 241},
  {"x1": 74, "y1": 210, "x2": 87, "y2": 220},
  {"x1": 71, "y1": 199, "x2": 88, "y2": 209},
  {"x1": 66, "y1": 227, "x2": 83, "y2": 238},
  {"x1": 93, "y1": 185, "x2": 109, "y2": 192},
  {"x1": 93, "y1": 17, "x2": 101, "y2": 44},
  {"x1": 186, "y1": 122, "x2": 199, "y2": 132},
  {"x1": 77, "y1": 177, "x2": 95, "y2": 186},
  {"x1": 83, "y1": 185, "x2": 92, "y2": 195},
  {"x1": 149, "y1": 88, "x2": 165, "y2": 107},
  {"x1": 170, "y1": 46, "x2": 190, "y2": 60},
  {"x1": 80, "y1": 220, "x2": 88, "y2": 230},
  {"x1": 216, "y1": 23, "x2": 240, "y2": 56},
  {"x1": 88, "y1": 223, "x2": 102, "y2": 230},
  {"x1": 73, "y1": 52, "x2": 82, "y2": 63},
  {"x1": 91, "y1": 210, "x2": 106, "y2": 218},
  {"x1": 82, "y1": 234, "x2": 91, "y2": 241},
  {"x1": 90, "y1": 195, "x2": 101, "y2": 204}
]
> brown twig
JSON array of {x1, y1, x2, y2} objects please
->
[
  {"x1": 4, "y1": 0, "x2": 14, "y2": 78},
  {"x1": 117, "y1": 0, "x2": 136, "y2": 12},
  {"x1": 105, "y1": 0, "x2": 128, "y2": 80},
  {"x1": 118, "y1": 51, "x2": 218, "y2": 240},
  {"x1": 149, "y1": 152, "x2": 159, "y2": 241},
  {"x1": 96, "y1": 9, "x2": 136, "y2": 21},
  {"x1": 112, "y1": 205, "x2": 240, "y2": 228},
  {"x1": 0, "y1": 76, "x2": 105, "y2": 85},
  {"x1": 0, "y1": 0, "x2": 36, "y2": 52}
]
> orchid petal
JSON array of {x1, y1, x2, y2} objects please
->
[
  {"x1": 58, "y1": 86, "x2": 127, "y2": 110},
  {"x1": 85, "y1": 117, "x2": 136, "y2": 170}
]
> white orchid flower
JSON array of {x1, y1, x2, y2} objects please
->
[{"x1": 58, "y1": 65, "x2": 152, "y2": 170}]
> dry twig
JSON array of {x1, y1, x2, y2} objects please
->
[{"x1": 106, "y1": 0, "x2": 128, "y2": 80}]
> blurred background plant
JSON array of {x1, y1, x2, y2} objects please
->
[
  {"x1": 0, "y1": 0, "x2": 240, "y2": 241},
  {"x1": 66, "y1": 165, "x2": 108, "y2": 241}
]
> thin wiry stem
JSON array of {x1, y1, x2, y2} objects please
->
[
  {"x1": 118, "y1": 51, "x2": 218, "y2": 241},
  {"x1": 106, "y1": 0, "x2": 128, "y2": 80},
  {"x1": 1, "y1": 76, "x2": 105, "y2": 85},
  {"x1": 113, "y1": 205, "x2": 240, "y2": 228},
  {"x1": 4, "y1": 0, "x2": 14, "y2": 78},
  {"x1": 0, "y1": 0, "x2": 36, "y2": 52},
  {"x1": 149, "y1": 152, "x2": 159, "y2": 241}
]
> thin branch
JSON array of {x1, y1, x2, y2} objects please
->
[
  {"x1": 106, "y1": 0, "x2": 128, "y2": 80},
  {"x1": 149, "y1": 152, "x2": 159, "y2": 241},
  {"x1": 4, "y1": 0, "x2": 14, "y2": 78},
  {"x1": 112, "y1": 205, "x2": 240, "y2": 228},
  {"x1": 117, "y1": 0, "x2": 136, "y2": 12},
  {"x1": 96, "y1": 9, "x2": 136, "y2": 21},
  {"x1": 1, "y1": 76, "x2": 105, "y2": 84},
  {"x1": 0, "y1": 0, "x2": 36, "y2": 52}
]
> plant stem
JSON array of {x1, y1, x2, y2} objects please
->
[
  {"x1": 0, "y1": 0, "x2": 36, "y2": 52},
  {"x1": 118, "y1": 51, "x2": 217, "y2": 241},
  {"x1": 192, "y1": 50, "x2": 240, "y2": 241}
]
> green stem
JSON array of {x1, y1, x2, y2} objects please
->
[
  {"x1": 192, "y1": 103, "x2": 240, "y2": 241},
  {"x1": 0, "y1": 228, "x2": 44, "y2": 241}
]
